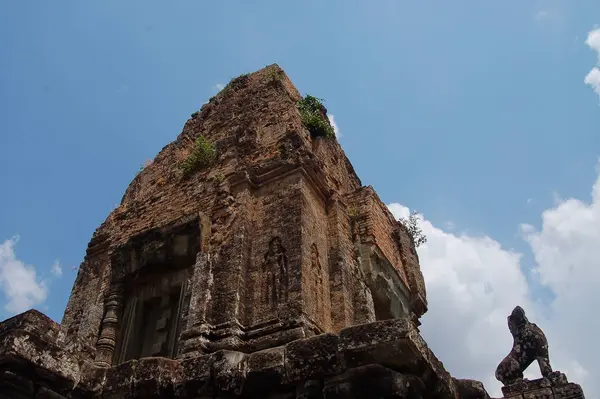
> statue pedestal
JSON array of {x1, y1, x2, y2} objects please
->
[{"x1": 501, "y1": 372, "x2": 585, "y2": 399}]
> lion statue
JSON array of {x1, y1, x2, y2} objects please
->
[{"x1": 495, "y1": 306, "x2": 553, "y2": 385}]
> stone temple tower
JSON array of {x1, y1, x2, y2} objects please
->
[
  {"x1": 0, "y1": 65, "x2": 586, "y2": 398},
  {"x1": 61, "y1": 64, "x2": 427, "y2": 366}
]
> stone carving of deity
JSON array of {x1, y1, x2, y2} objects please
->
[{"x1": 262, "y1": 237, "x2": 288, "y2": 306}]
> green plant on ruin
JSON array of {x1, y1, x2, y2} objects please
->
[
  {"x1": 135, "y1": 159, "x2": 153, "y2": 177},
  {"x1": 135, "y1": 164, "x2": 144, "y2": 177},
  {"x1": 179, "y1": 135, "x2": 217, "y2": 178},
  {"x1": 223, "y1": 73, "x2": 250, "y2": 93},
  {"x1": 297, "y1": 95, "x2": 335, "y2": 139},
  {"x1": 399, "y1": 210, "x2": 427, "y2": 248},
  {"x1": 267, "y1": 68, "x2": 284, "y2": 87},
  {"x1": 212, "y1": 173, "x2": 225, "y2": 184},
  {"x1": 348, "y1": 206, "x2": 358, "y2": 218}
]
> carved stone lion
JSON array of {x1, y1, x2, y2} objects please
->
[{"x1": 495, "y1": 306, "x2": 553, "y2": 385}]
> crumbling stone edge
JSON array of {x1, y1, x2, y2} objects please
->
[{"x1": 0, "y1": 310, "x2": 479, "y2": 398}]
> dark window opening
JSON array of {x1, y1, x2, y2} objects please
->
[
  {"x1": 117, "y1": 282, "x2": 186, "y2": 364},
  {"x1": 112, "y1": 222, "x2": 199, "y2": 365},
  {"x1": 372, "y1": 290, "x2": 395, "y2": 321}
]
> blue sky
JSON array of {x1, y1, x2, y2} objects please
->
[{"x1": 1, "y1": 1, "x2": 599, "y2": 395}]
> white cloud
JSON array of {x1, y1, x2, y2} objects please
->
[
  {"x1": 0, "y1": 237, "x2": 47, "y2": 314},
  {"x1": 215, "y1": 83, "x2": 225, "y2": 92},
  {"x1": 520, "y1": 166, "x2": 600, "y2": 395},
  {"x1": 327, "y1": 114, "x2": 341, "y2": 138},
  {"x1": 388, "y1": 204, "x2": 532, "y2": 395},
  {"x1": 388, "y1": 175, "x2": 600, "y2": 397},
  {"x1": 51, "y1": 260, "x2": 62, "y2": 277},
  {"x1": 586, "y1": 28, "x2": 600, "y2": 58},
  {"x1": 584, "y1": 68, "x2": 600, "y2": 97},
  {"x1": 585, "y1": 28, "x2": 600, "y2": 99}
]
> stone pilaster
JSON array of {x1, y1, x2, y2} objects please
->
[
  {"x1": 208, "y1": 222, "x2": 248, "y2": 348},
  {"x1": 178, "y1": 252, "x2": 213, "y2": 357},
  {"x1": 326, "y1": 199, "x2": 356, "y2": 332},
  {"x1": 94, "y1": 283, "x2": 123, "y2": 367}
]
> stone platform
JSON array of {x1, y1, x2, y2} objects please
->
[
  {"x1": 0, "y1": 311, "x2": 465, "y2": 399},
  {"x1": 501, "y1": 373, "x2": 585, "y2": 399}
]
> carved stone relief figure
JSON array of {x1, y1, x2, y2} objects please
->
[
  {"x1": 262, "y1": 237, "x2": 288, "y2": 307},
  {"x1": 495, "y1": 306, "x2": 553, "y2": 385}
]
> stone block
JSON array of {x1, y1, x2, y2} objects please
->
[
  {"x1": 173, "y1": 354, "x2": 212, "y2": 398},
  {"x1": 244, "y1": 346, "x2": 286, "y2": 396},
  {"x1": 0, "y1": 310, "x2": 60, "y2": 341},
  {"x1": 211, "y1": 350, "x2": 248, "y2": 395},
  {"x1": 322, "y1": 364, "x2": 424, "y2": 399},
  {"x1": 502, "y1": 378, "x2": 553, "y2": 398},
  {"x1": 501, "y1": 376, "x2": 585, "y2": 399},
  {"x1": 553, "y1": 383, "x2": 585, "y2": 399},
  {"x1": 103, "y1": 360, "x2": 136, "y2": 399},
  {"x1": 453, "y1": 378, "x2": 491, "y2": 399},
  {"x1": 284, "y1": 333, "x2": 339, "y2": 384},
  {"x1": 70, "y1": 361, "x2": 106, "y2": 398},
  {"x1": 337, "y1": 318, "x2": 417, "y2": 371},
  {"x1": 0, "y1": 322, "x2": 80, "y2": 393},
  {"x1": 0, "y1": 370, "x2": 35, "y2": 399},
  {"x1": 523, "y1": 387, "x2": 554, "y2": 399},
  {"x1": 132, "y1": 357, "x2": 181, "y2": 398}
]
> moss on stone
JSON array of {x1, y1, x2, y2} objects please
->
[{"x1": 179, "y1": 135, "x2": 217, "y2": 177}]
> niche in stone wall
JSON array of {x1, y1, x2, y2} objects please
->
[
  {"x1": 117, "y1": 269, "x2": 189, "y2": 362},
  {"x1": 261, "y1": 237, "x2": 289, "y2": 308},
  {"x1": 368, "y1": 253, "x2": 410, "y2": 322},
  {"x1": 109, "y1": 219, "x2": 200, "y2": 364},
  {"x1": 372, "y1": 275, "x2": 396, "y2": 321}
]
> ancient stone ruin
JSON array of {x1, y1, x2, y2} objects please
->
[
  {"x1": 494, "y1": 307, "x2": 585, "y2": 399},
  {"x1": 0, "y1": 65, "x2": 586, "y2": 398}
]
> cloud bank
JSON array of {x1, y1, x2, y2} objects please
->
[
  {"x1": 585, "y1": 28, "x2": 600, "y2": 99},
  {"x1": 0, "y1": 237, "x2": 48, "y2": 314},
  {"x1": 388, "y1": 165, "x2": 600, "y2": 397}
]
